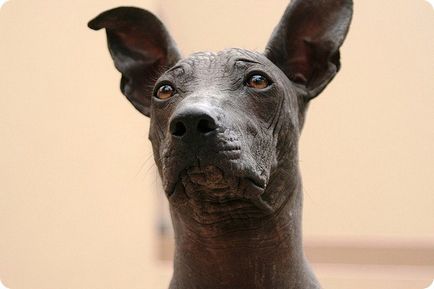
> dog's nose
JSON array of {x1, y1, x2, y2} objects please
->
[{"x1": 169, "y1": 106, "x2": 217, "y2": 140}]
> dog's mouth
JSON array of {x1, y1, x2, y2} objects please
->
[
  {"x1": 183, "y1": 165, "x2": 238, "y2": 199},
  {"x1": 166, "y1": 164, "x2": 273, "y2": 224}
]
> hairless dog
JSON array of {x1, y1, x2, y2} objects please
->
[{"x1": 89, "y1": 1, "x2": 353, "y2": 288}]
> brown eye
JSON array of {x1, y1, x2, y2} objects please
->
[
  {"x1": 246, "y1": 74, "x2": 270, "y2": 89},
  {"x1": 156, "y1": 84, "x2": 175, "y2": 99}
]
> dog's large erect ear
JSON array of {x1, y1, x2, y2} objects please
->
[
  {"x1": 265, "y1": 0, "x2": 353, "y2": 99},
  {"x1": 88, "y1": 7, "x2": 181, "y2": 116}
]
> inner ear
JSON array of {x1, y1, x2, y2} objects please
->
[
  {"x1": 88, "y1": 7, "x2": 181, "y2": 117},
  {"x1": 265, "y1": 0, "x2": 353, "y2": 99}
]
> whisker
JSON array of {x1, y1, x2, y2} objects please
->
[
  {"x1": 135, "y1": 152, "x2": 154, "y2": 177},
  {"x1": 144, "y1": 162, "x2": 157, "y2": 175}
]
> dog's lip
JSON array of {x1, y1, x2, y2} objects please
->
[
  {"x1": 245, "y1": 176, "x2": 266, "y2": 190},
  {"x1": 242, "y1": 177, "x2": 273, "y2": 213},
  {"x1": 166, "y1": 174, "x2": 272, "y2": 213},
  {"x1": 162, "y1": 155, "x2": 269, "y2": 210},
  {"x1": 164, "y1": 164, "x2": 267, "y2": 194},
  {"x1": 167, "y1": 177, "x2": 273, "y2": 225},
  {"x1": 166, "y1": 177, "x2": 260, "y2": 197}
]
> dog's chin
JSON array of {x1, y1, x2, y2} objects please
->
[
  {"x1": 182, "y1": 165, "x2": 240, "y2": 200},
  {"x1": 164, "y1": 165, "x2": 274, "y2": 225}
]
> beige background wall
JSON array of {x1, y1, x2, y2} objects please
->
[{"x1": 0, "y1": 1, "x2": 433, "y2": 289}]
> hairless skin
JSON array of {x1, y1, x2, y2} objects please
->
[{"x1": 88, "y1": 1, "x2": 353, "y2": 288}]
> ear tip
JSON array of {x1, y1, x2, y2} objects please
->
[
  {"x1": 87, "y1": 18, "x2": 101, "y2": 30},
  {"x1": 87, "y1": 10, "x2": 111, "y2": 31},
  {"x1": 87, "y1": 6, "x2": 157, "y2": 31}
]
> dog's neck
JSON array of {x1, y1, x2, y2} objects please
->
[{"x1": 168, "y1": 166, "x2": 321, "y2": 289}]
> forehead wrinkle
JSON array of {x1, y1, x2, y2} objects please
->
[
  {"x1": 234, "y1": 58, "x2": 260, "y2": 65},
  {"x1": 167, "y1": 64, "x2": 184, "y2": 74},
  {"x1": 167, "y1": 49, "x2": 272, "y2": 87}
]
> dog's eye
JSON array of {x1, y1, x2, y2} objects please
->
[
  {"x1": 246, "y1": 74, "x2": 270, "y2": 89},
  {"x1": 155, "y1": 84, "x2": 175, "y2": 99}
]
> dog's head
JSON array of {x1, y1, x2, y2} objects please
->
[{"x1": 89, "y1": 0, "x2": 352, "y2": 226}]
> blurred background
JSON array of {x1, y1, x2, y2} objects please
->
[{"x1": 0, "y1": 1, "x2": 433, "y2": 289}]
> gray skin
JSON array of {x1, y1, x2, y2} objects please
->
[{"x1": 88, "y1": 1, "x2": 353, "y2": 288}]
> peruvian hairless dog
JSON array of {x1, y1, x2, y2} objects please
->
[{"x1": 88, "y1": 0, "x2": 353, "y2": 288}]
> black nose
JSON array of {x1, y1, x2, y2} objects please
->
[{"x1": 169, "y1": 107, "x2": 217, "y2": 140}]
